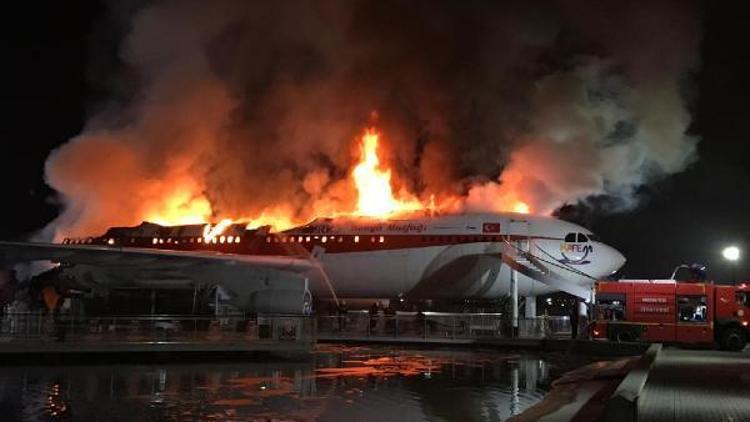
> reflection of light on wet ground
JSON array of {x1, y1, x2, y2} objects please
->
[{"x1": 0, "y1": 345, "x2": 605, "y2": 421}]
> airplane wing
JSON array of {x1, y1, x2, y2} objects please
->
[
  {"x1": 0, "y1": 241, "x2": 317, "y2": 313},
  {"x1": 0, "y1": 241, "x2": 314, "y2": 272}
]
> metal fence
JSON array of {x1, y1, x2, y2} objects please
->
[
  {"x1": 0, "y1": 312, "x2": 315, "y2": 345},
  {"x1": 317, "y1": 312, "x2": 572, "y2": 340},
  {"x1": 518, "y1": 315, "x2": 572, "y2": 339},
  {"x1": 0, "y1": 312, "x2": 572, "y2": 345}
]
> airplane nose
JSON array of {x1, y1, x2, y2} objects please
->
[{"x1": 608, "y1": 245, "x2": 626, "y2": 274}]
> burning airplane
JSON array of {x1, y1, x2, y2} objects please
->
[{"x1": 0, "y1": 129, "x2": 625, "y2": 315}]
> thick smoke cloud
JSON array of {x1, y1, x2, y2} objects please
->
[{"x1": 43, "y1": 0, "x2": 701, "y2": 237}]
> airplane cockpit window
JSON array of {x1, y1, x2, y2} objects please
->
[
  {"x1": 564, "y1": 233, "x2": 577, "y2": 242},
  {"x1": 577, "y1": 233, "x2": 589, "y2": 242},
  {"x1": 588, "y1": 234, "x2": 601, "y2": 242}
]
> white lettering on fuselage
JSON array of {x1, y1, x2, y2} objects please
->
[{"x1": 294, "y1": 222, "x2": 429, "y2": 235}]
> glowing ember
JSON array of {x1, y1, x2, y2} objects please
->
[{"x1": 351, "y1": 129, "x2": 421, "y2": 217}]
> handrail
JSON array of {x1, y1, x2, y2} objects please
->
[
  {"x1": 502, "y1": 238, "x2": 598, "y2": 281},
  {"x1": 316, "y1": 313, "x2": 572, "y2": 340}
]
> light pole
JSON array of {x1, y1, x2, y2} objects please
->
[{"x1": 722, "y1": 246, "x2": 741, "y2": 281}]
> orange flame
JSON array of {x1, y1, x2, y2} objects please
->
[
  {"x1": 351, "y1": 128, "x2": 421, "y2": 218},
  {"x1": 203, "y1": 218, "x2": 233, "y2": 243},
  {"x1": 513, "y1": 201, "x2": 530, "y2": 214},
  {"x1": 138, "y1": 125, "x2": 530, "y2": 235},
  {"x1": 144, "y1": 190, "x2": 213, "y2": 226}
]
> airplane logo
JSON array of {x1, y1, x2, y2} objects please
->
[{"x1": 559, "y1": 242, "x2": 593, "y2": 265}]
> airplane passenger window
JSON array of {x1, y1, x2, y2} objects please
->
[
  {"x1": 577, "y1": 233, "x2": 589, "y2": 242},
  {"x1": 564, "y1": 233, "x2": 577, "y2": 242}
]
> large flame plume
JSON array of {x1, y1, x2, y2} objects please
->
[
  {"x1": 39, "y1": 1, "x2": 701, "y2": 242},
  {"x1": 352, "y1": 129, "x2": 423, "y2": 217}
]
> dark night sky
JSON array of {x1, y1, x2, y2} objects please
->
[{"x1": 0, "y1": 2, "x2": 748, "y2": 282}]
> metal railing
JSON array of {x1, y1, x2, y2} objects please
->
[
  {"x1": 317, "y1": 312, "x2": 572, "y2": 340},
  {"x1": 0, "y1": 312, "x2": 571, "y2": 345},
  {"x1": 0, "y1": 312, "x2": 315, "y2": 345},
  {"x1": 518, "y1": 315, "x2": 572, "y2": 338}
]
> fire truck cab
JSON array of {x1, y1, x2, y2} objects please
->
[{"x1": 592, "y1": 280, "x2": 750, "y2": 351}]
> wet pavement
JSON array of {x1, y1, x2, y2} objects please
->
[
  {"x1": 638, "y1": 348, "x2": 750, "y2": 422},
  {"x1": 0, "y1": 344, "x2": 602, "y2": 421}
]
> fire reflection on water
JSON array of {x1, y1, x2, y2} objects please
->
[{"x1": 0, "y1": 345, "x2": 568, "y2": 421}]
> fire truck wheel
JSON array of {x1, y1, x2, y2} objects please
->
[{"x1": 721, "y1": 327, "x2": 747, "y2": 351}]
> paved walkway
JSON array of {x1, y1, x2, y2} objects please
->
[{"x1": 638, "y1": 348, "x2": 750, "y2": 422}]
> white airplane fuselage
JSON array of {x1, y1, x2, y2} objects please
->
[
  {"x1": 35, "y1": 212, "x2": 626, "y2": 311},
  {"x1": 282, "y1": 213, "x2": 626, "y2": 300}
]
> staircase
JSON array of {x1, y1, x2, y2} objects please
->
[{"x1": 501, "y1": 239, "x2": 593, "y2": 300}]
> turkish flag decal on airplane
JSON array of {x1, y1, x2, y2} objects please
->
[{"x1": 482, "y1": 223, "x2": 501, "y2": 233}]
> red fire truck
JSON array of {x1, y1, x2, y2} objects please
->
[{"x1": 591, "y1": 280, "x2": 750, "y2": 351}]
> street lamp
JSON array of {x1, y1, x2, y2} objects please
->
[
  {"x1": 722, "y1": 246, "x2": 740, "y2": 262},
  {"x1": 722, "y1": 246, "x2": 741, "y2": 282}
]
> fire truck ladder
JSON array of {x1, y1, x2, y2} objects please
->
[{"x1": 500, "y1": 239, "x2": 594, "y2": 300}]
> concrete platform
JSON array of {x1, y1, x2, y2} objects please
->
[{"x1": 637, "y1": 348, "x2": 750, "y2": 422}]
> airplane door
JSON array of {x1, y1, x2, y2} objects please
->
[{"x1": 507, "y1": 219, "x2": 530, "y2": 252}]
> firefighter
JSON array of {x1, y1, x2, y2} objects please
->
[
  {"x1": 338, "y1": 300, "x2": 348, "y2": 330},
  {"x1": 570, "y1": 301, "x2": 579, "y2": 339}
]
